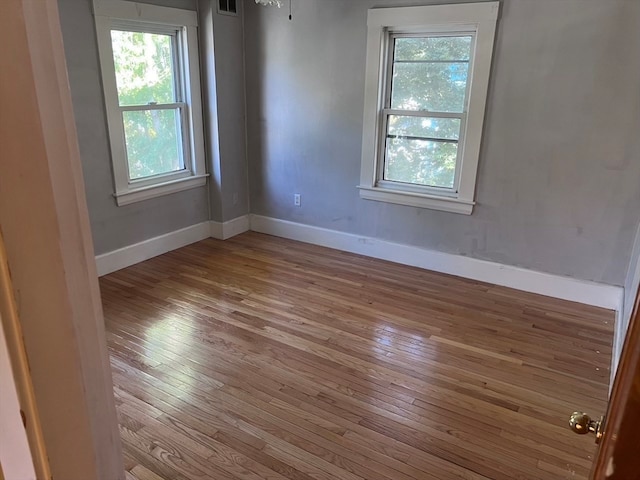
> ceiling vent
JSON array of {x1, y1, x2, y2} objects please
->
[{"x1": 218, "y1": 0, "x2": 237, "y2": 15}]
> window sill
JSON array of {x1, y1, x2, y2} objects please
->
[
  {"x1": 358, "y1": 185, "x2": 475, "y2": 215},
  {"x1": 114, "y1": 174, "x2": 209, "y2": 206}
]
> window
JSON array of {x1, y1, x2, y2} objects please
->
[
  {"x1": 94, "y1": 1, "x2": 207, "y2": 206},
  {"x1": 359, "y1": 3, "x2": 499, "y2": 215}
]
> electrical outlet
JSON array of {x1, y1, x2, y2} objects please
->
[{"x1": 294, "y1": 193, "x2": 301, "y2": 207}]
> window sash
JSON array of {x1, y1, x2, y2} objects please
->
[
  {"x1": 110, "y1": 23, "x2": 185, "y2": 107},
  {"x1": 376, "y1": 31, "x2": 476, "y2": 194},
  {"x1": 107, "y1": 24, "x2": 193, "y2": 186},
  {"x1": 120, "y1": 102, "x2": 186, "y2": 112},
  {"x1": 377, "y1": 110, "x2": 467, "y2": 194},
  {"x1": 375, "y1": 108, "x2": 467, "y2": 196},
  {"x1": 120, "y1": 103, "x2": 191, "y2": 184}
]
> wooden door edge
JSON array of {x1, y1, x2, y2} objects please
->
[
  {"x1": 0, "y1": 232, "x2": 52, "y2": 479},
  {"x1": 592, "y1": 285, "x2": 640, "y2": 478}
]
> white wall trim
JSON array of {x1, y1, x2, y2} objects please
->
[
  {"x1": 210, "y1": 215, "x2": 250, "y2": 240},
  {"x1": 623, "y1": 222, "x2": 640, "y2": 325},
  {"x1": 94, "y1": 0, "x2": 207, "y2": 207},
  {"x1": 611, "y1": 305, "x2": 626, "y2": 389},
  {"x1": 249, "y1": 215, "x2": 623, "y2": 311},
  {"x1": 613, "y1": 222, "x2": 640, "y2": 377},
  {"x1": 359, "y1": 3, "x2": 499, "y2": 215},
  {"x1": 95, "y1": 221, "x2": 210, "y2": 276}
]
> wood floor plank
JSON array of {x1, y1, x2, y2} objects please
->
[{"x1": 102, "y1": 232, "x2": 612, "y2": 480}]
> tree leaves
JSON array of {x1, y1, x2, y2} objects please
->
[
  {"x1": 384, "y1": 36, "x2": 471, "y2": 189},
  {"x1": 111, "y1": 30, "x2": 183, "y2": 179}
]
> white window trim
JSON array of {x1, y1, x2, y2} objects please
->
[
  {"x1": 359, "y1": 2, "x2": 499, "y2": 215},
  {"x1": 93, "y1": 0, "x2": 208, "y2": 206}
]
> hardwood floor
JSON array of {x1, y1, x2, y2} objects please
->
[{"x1": 101, "y1": 232, "x2": 613, "y2": 480}]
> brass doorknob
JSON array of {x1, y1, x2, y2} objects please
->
[{"x1": 569, "y1": 412, "x2": 604, "y2": 443}]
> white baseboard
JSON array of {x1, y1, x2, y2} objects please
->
[
  {"x1": 95, "y1": 213, "x2": 624, "y2": 311},
  {"x1": 210, "y1": 215, "x2": 250, "y2": 240},
  {"x1": 249, "y1": 214, "x2": 623, "y2": 311},
  {"x1": 96, "y1": 216, "x2": 251, "y2": 276},
  {"x1": 95, "y1": 222, "x2": 211, "y2": 276}
]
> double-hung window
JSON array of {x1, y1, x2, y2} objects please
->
[
  {"x1": 94, "y1": 1, "x2": 207, "y2": 206},
  {"x1": 359, "y1": 3, "x2": 499, "y2": 214}
]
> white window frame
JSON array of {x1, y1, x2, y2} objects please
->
[
  {"x1": 359, "y1": 3, "x2": 499, "y2": 215},
  {"x1": 94, "y1": 0, "x2": 207, "y2": 206}
]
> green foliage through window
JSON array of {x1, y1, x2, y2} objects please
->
[
  {"x1": 384, "y1": 35, "x2": 471, "y2": 189},
  {"x1": 111, "y1": 29, "x2": 184, "y2": 180}
]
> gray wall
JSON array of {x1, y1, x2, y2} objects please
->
[
  {"x1": 245, "y1": 0, "x2": 640, "y2": 286},
  {"x1": 58, "y1": 0, "x2": 210, "y2": 255}
]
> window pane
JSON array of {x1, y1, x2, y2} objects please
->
[
  {"x1": 391, "y1": 36, "x2": 471, "y2": 113},
  {"x1": 394, "y1": 36, "x2": 471, "y2": 62},
  {"x1": 388, "y1": 115, "x2": 461, "y2": 141},
  {"x1": 123, "y1": 109, "x2": 184, "y2": 180},
  {"x1": 384, "y1": 138, "x2": 457, "y2": 189},
  {"x1": 111, "y1": 30, "x2": 176, "y2": 106},
  {"x1": 391, "y1": 62, "x2": 469, "y2": 112}
]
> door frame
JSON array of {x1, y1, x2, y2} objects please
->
[
  {"x1": 592, "y1": 286, "x2": 640, "y2": 478},
  {"x1": 0, "y1": 0, "x2": 124, "y2": 478}
]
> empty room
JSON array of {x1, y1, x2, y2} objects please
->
[{"x1": 1, "y1": 0, "x2": 640, "y2": 479}]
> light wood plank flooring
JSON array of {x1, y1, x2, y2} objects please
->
[{"x1": 101, "y1": 232, "x2": 613, "y2": 480}]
